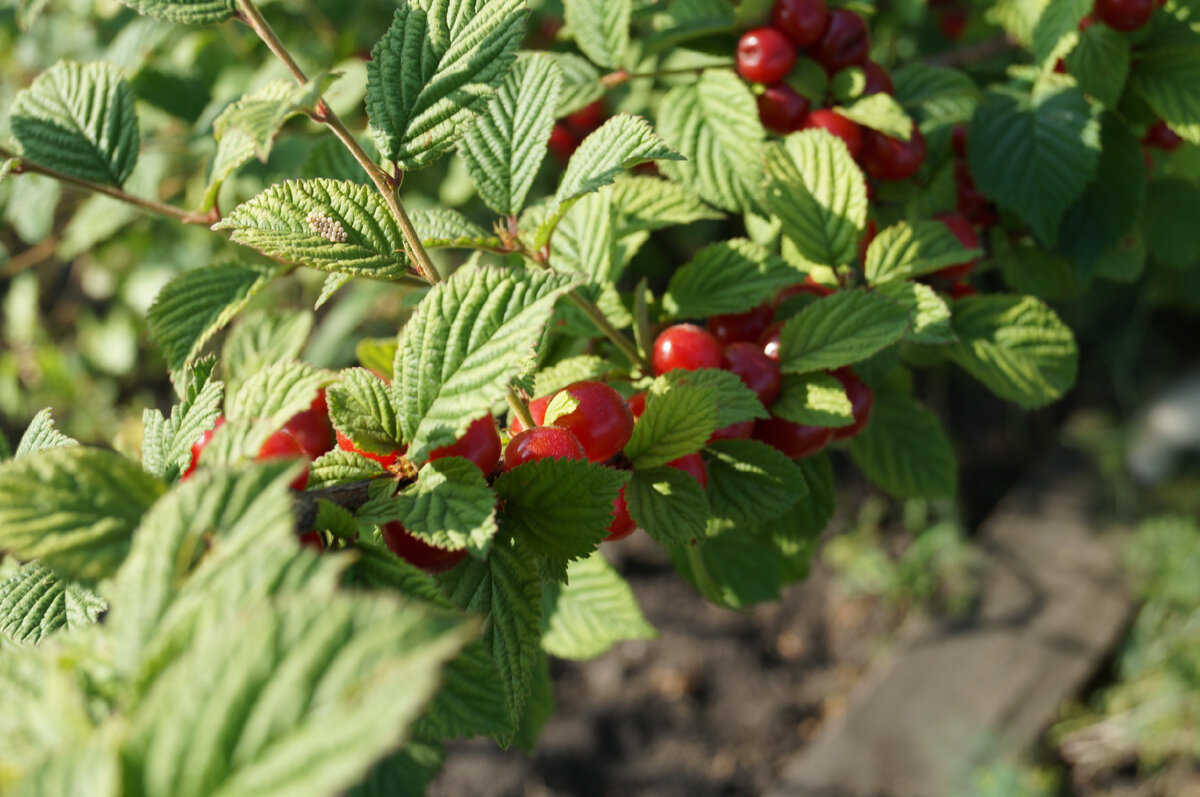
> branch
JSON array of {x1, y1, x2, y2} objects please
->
[
  {"x1": 568, "y1": 289, "x2": 652, "y2": 373},
  {"x1": 234, "y1": 0, "x2": 441, "y2": 285},
  {"x1": 0, "y1": 146, "x2": 215, "y2": 225},
  {"x1": 293, "y1": 476, "x2": 413, "y2": 532},
  {"x1": 926, "y1": 35, "x2": 1016, "y2": 68}
]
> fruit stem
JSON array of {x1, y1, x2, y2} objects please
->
[
  {"x1": 505, "y1": 385, "x2": 535, "y2": 430},
  {"x1": 567, "y1": 290, "x2": 652, "y2": 373}
]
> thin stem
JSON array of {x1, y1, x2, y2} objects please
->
[
  {"x1": 235, "y1": 0, "x2": 441, "y2": 285},
  {"x1": 568, "y1": 290, "x2": 651, "y2": 373},
  {"x1": 505, "y1": 385, "x2": 535, "y2": 431},
  {"x1": 1, "y1": 236, "x2": 57, "y2": 277},
  {"x1": 0, "y1": 146, "x2": 214, "y2": 225},
  {"x1": 601, "y1": 62, "x2": 735, "y2": 87}
]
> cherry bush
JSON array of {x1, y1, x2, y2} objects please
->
[{"x1": 0, "y1": 0, "x2": 1197, "y2": 792}]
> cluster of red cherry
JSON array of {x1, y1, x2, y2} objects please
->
[
  {"x1": 1090, "y1": 0, "x2": 1168, "y2": 32},
  {"x1": 548, "y1": 100, "x2": 605, "y2": 162},
  {"x1": 738, "y1": 0, "x2": 926, "y2": 183}
]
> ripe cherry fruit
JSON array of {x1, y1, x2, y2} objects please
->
[
  {"x1": 181, "y1": 416, "x2": 224, "y2": 480},
  {"x1": 776, "y1": 276, "x2": 835, "y2": 306},
  {"x1": 1143, "y1": 120, "x2": 1184, "y2": 152},
  {"x1": 626, "y1": 391, "x2": 648, "y2": 420},
  {"x1": 653, "y1": 323, "x2": 723, "y2": 374},
  {"x1": 737, "y1": 28, "x2": 797, "y2": 84},
  {"x1": 830, "y1": 368, "x2": 875, "y2": 441},
  {"x1": 504, "y1": 426, "x2": 587, "y2": 470},
  {"x1": 862, "y1": 61, "x2": 893, "y2": 95},
  {"x1": 770, "y1": 0, "x2": 830, "y2": 48},
  {"x1": 281, "y1": 389, "x2": 335, "y2": 460},
  {"x1": 757, "y1": 84, "x2": 811, "y2": 134},
  {"x1": 759, "y1": 321, "x2": 784, "y2": 362},
  {"x1": 336, "y1": 429, "x2": 402, "y2": 469},
  {"x1": 708, "y1": 303, "x2": 774, "y2": 345},
  {"x1": 382, "y1": 521, "x2": 467, "y2": 573},
  {"x1": 1093, "y1": 0, "x2": 1156, "y2": 31},
  {"x1": 507, "y1": 394, "x2": 551, "y2": 436},
  {"x1": 540, "y1": 380, "x2": 634, "y2": 463},
  {"x1": 298, "y1": 531, "x2": 325, "y2": 552},
  {"x1": 860, "y1": 125, "x2": 927, "y2": 182},
  {"x1": 605, "y1": 489, "x2": 637, "y2": 542},
  {"x1": 802, "y1": 110, "x2": 864, "y2": 160},
  {"x1": 429, "y1": 415, "x2": 502, "y2": 474},
  {"x1": 565, "y1": 100, "x2": 605, "y2": 134},
  {"x1": 549, "y1": 123, "x2": 578, "y2": 162},
  {"x1": 754, "y1": 416, "x2": 834, "y2": 459},
  {"x1": 711, "y1": 420, "x2": 755, "y2": 441},
  {"x1": 933, "y1": 212, "x2": 980, "y2": 280},
  {"x1": 722, "y1": 343, "x2": 783, "y2": 407},
  {"x1": 667, "y1": 452, "x2": 709, "y2": 488},
  {"x1": 258, "y1": 428, "x2": 313, "y2": 491},
  {"x1": 810, "y1": 9, "x2": 870, "y2": 74}
]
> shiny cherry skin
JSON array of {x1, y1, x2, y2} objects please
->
[
  {"x1": 737, "y1": 28, "x2": 797, "y2": 84},
  {"x1": 759, "y1": 321, "x2": 784, "y2": 362},
  {"x1": 298, "y1": 530, "x2": 325, "y2": 552},
  {"x1": 933, "y1": 212, "x2": 980, "y2": 280},
  {"x1": 507, "y1": 395, "x2": 551, "y2": 436},
  {"x1": 549, "y1": 123, "x2": 578, "y2": 162},
  {"x1": 757, "y1": 84, "x2": 811, "y2": 134},
  {"x1": 810, "y1": 9, "x2": 870, "y2": 74},
  {"x1": 382, "y1": 521, "x2": 467, "y2": 573},
  {"x1": 858, "y1": 218, "x2": 878, "y2": 265},
  {"x1": 565, "y1": 100, "x2": 605, "y2": 133},
  {"x1": 626, "y1": 391, "x2": 648, "y2": 420},
  {"x1": 429, "y1": 415, "x2": 502, "y2": 474},
  {"x1": 653, "y1": 323, "x2": 723, "y2": 374},
  {"x1": 667, "y1": 452, "x2": 709, "y2": 488},
  {"x1": 860, "y1": 125, "x2": 926, "y2": 182},
  {"x1": 504, "y1": 426, "x2": 587, "y2": 470},
  {"x1": 771, "y1": 0, "x2": 830, "y2": 47},
  {"x1": 258, "y1": 428, "x2": 312, "y2": 490},
  {"x1": 708, "y1": 303, "x2": 774, "y2": 345},
  {"x1": 710, "y1": 420, "x2": 755, "y2": 441},
  {"x1": 954, "y1": 160, "x2": 990, "y2": 222},
  {"x1": 754, "y1": 416, "x2": 834, "y2": 459},
  {"x1": 1144, "y1": 120, "x2": 1184, "y2": 152},
  {"x1": 1093, "y1": 0, "x2": 1155, "y2": 31},
  {"x1": 181, "y1": 416, "x2": 224, "y2": 480},
  {"x1": 722, "y1": 343, "x2": 783, "y2": 407},
  {"x1": 336, "y1": 429, "x2": 402, "y2": 469},
  {"x1": 541, "y1": 381, "x2": 635, "y2": 463},
  {"x1": 803, "y1": 109, "x2": 864, "y2": 160},
  {"x1": 605, "y1": 488, "x2": 637, "y2": 542},
  {"x1": 862, "y1": 61, "x2": 893, "y2": 95},
  {"x1": 281, "y1": 389, "x2": 335, "y2": 460},
  {"x1": 830, "y1": 368, "x2": 875, "y2": 441}
]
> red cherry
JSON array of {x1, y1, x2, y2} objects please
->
[
  {"x1": 753, "y1": 416, "x2": 834, "y2": 459},
  {"x1": 1143, "y1": 120, "x2": 1184, "y2": 152},
  {"x1": 802, "y1": 109, "x2": 864, "y2": 160},
  {"x1": 667, "y1": 452, "x2": 709, "y2": 488},
  {"x1": 710, "y1": 420, "x2": 755, "y2": 441},
  {"x1": 858, "y1": 218, "x2": 878, "y2": 265},
  {"x1": 933, "y1": 212, "x2": 980, "y2": 280},
  {"x1": 736, "y1": 28, "x2": 797, "y2": 84},
  {"x1": 626, "y1": 391, "x2": 648, "y2": 420},
  {"x1": 540, "y1": 381, "x2": 634, "y2": 463},
  {"x1": 653, "y1": 323, "x2": 723, "y2": 374},
  {"x1": 605, "y1": 488, "x2": 637, "y2": 542},
  {"x1": 722, "y1": 343, "x2": 783, "y2": 407},
  {"x1": 1093, "y1": 0, "x2": 1155, "y2": 31},
  {"x1": 860, "y1": 125, "x2": 926, "y2": 182},
  {"x1": 708, "y1": 303, "x2": 774, "y2": 345},
  {"x1": 949, "y1": 281, "x2": 978, "y2": 299},
  {"x1": 936, "y1": 6, "x2": 969, "y2": 40},
  {"x1": 954, "y1": 160, "x2": 991, "y2": 222},
  {"x1": 771, "y1": 0, "x2": 830, "y2": 47},
  {"x1": 429, "y1": 415, "x2": 501, "y2": 474},
  {"x1": 862, "y1": 61, "x2": 893, "y2": 95},
  {"x1": 759, "y1": 321, "x2": 784, "y2": 362},
  {"x1": 549, "y1": 123, "x2": 579, "y2": 162},
  {"x1": 258, "y1": 428, "x2": 312, "y2": 490},
  {"x1": 280, "y1": 389, "x2": 335, "y2": 460},
  {"x1": 776, "y1": 276, "x2": 835, "y2": 307},
  {"x1": 381, "y1": 521, "x2": 467, "y2": 573},
  {"x1": 503, "y1": 426, "x2": 587, "y2": 470},
  {"x1": 951, "y1": 124, "x2": 968, "y2": 159},
  {"x1": 565, "y1": 100, "x2": 605, "y2": 133},
  {"x1": 182, "y1": 416, "x2": 225, "y2": 480},
  {"x1": 757, "y1": 84, "x2": 811, "y2": 134},
  {"x1": 298, "y1": 531, "x2": 325, "y2": 551},
  {"x1": 810, "y1": 9, "x2": 870, "y2": 75},
  {"x1": 508, "y1": 395, "x2": 551, "y2": 436},
  {"x1": 830, "y1": 369, "x2": 875, "y2": 441},
  {"x1": 336, "y1": 429, "x2": 402, "y2": 469}
]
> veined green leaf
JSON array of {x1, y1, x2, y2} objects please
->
[
  {"x1": 778, "y1": 290, "x2": 910, "y2": 374},
  {"x1": 1031, "y1": 0, "x2": 1091, "y2": 65},
  {"x1": 663, "y1": 238, "x2": 799, "y2": 318},
  {"x1": 14, "y1": 408, "x2": 78, "y2": 458},
  {"x1": 848, "y1": 386, "x2": 957, "y2": 499},
  {"x1": 564, "y1": 0, "x2": 631, "y2": 69},
  {"x1": 703, "y1": 438, "x2": 804, "y2": 525},
  {"x1": 875, "y1": 281, "x2": 957, "y2": 345},
  {"x1": 1064, "y1": 23, "x2": 1129, "y2": 109},
  {"x1": 652, "y1": 368, "x2": 769, "y2": 428},
  {"x1": 626, "y1": 466, "x2": 710, "y2": 546},
  {"x1": 541, "y1": 553, "x2": 655, "y2": 660},
  {"x1": 625, "y1": 384, "x2": 718, "y2": 469},
  {"x1": 118, "y1": 0, "x2": 234, "y2": 24},
  {"x1": 1129, "y1": 17, "x2": 1200, "y2": 144},
  {"x1": 141, "y1": 358, "x2": 224, "y2": 481},
  {"x1": 546, "y1": 52, "x2": 604, "y2": 116},
  {"x1": 411, "y1": 208, "x2": 503, "y2": 251},
  {"x1": 221, "y1": 311, "x2": 314, "y2": 398},
  {"x1": 865, "y1": 220, "x2": 981, "y2": 284},
  {"x1": 0, "y1": 562, "x2": 106, "y2": 644},
  {"x1": 771, "y1": 372, "x2": 852, "y2": 428},
  {"x1": 226, "y1": 359, "x2": 330, "y2": 432},
  {"x1": 834, "y1": 93, "x2": 912, "y2": 140},
  {"x1": 326, "y1": 368, "x2": 404, "y2": 456},
  {"x1": 608, "y1": 175, "x2": 724, "y2": 234},
  {"x1": 415, "y1": 640, "x2": 513, "y2": 741}
]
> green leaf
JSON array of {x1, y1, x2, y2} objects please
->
[
  {"x1": 222, "y1": 311, "x2": 314, "y2": 397},
  {"x1": 652, "y1": 368, "x2": 769, "y2": 428},
  {"x1": 703, "y1": 438, "x2": 804, "y2": 525},
  {"x1": 541, "y1": 553, "x2": 655, "y2": 660},
  {"x1": 670, "y1": 525, "x2": 783, "y2": 609},
  {"x1": 662, "y1": 238, "x2": 799, "y2": 318},
  {"x1": 771, "y1": 372, "x2": 852, "y2": 427},
  {"x1": 1064, "y1": 23, "x2": 1130, "y2": 109},
  {"x1": 366, "y1": 0, "x2": 527, "y2": 169},
  {"x1": 947, "y1": 294, "x2": 1078, "y2": 409},
  {"x1": 625, "y1": 384, "x2": 718, "y2": 468},
  {"x1": 0, "y1": 447, "x2": 165, "y2": 584},
  {"x1": 892, "y1": 63, "x2": 980, "y2": 125},
  {"x1": 361, "y1": 458, "x2": 498, "y2": 557},
  {"x1": 349, "y1": 540, "x2": 457, "y2": 610},
  {"x1": 10, "y1": 61, "x2": 139, "y2": 185},
  {"x1": 1144, "y1": 178, "x2": 1200, "y2": 269},
  {"x1": 848, "y1": 387, "x2": 957, "y2": 499},
  {"x1": 327, "y1": 368, "x2": 403, "y2": 456},
  {"x1": 512, "y1": 653, "x2": 553, "y2": 752},
  {"x1": 494, "y1": 458, "x2": 629, "y2": 562},
  {"x1": 875, "y1": 281, "x2": 957, "y2": 345},
  {"x1": 415, "y1": 640, "x2": 513, "y2": 741},
  {"x1": 765, "y1": 129, "x2": 868, "y2": 268},
  {"x1": 0, "y1": 562, "x2": 105, "y2": 644},
  {"x1": 834, "y1": 93, "x2": 913, "y2": 139},
  {"x1": 117, "y1": 0, "x2": 234, "y2": 24},
  {"x1": 608, "y1": 175, "x2": 724, "y2": 234},
  {"x1": 657, "y1": 70, "x2": 766, "y2": 213},
  {"x1": 864, "y1": 220, "x2": 981, "y2": 284},
  {"x1": 439, "y1": 541, "x2": 542, "y2": 732},
  {"x1": 214, "y1": 179, "x2": 413, "y2": 279},
  {"x1": 15, "y1": 408, "x2": 78, "y2": 458},
  {"x1": 626, "y1": 466, "x2": 710, "y2": 546},
  {"x1": 141, "y1": 358, "x2": 224, "y2": 481},
  {"x1": 536, "y1": 114, "x2": 682, "y2": 245},
  {"x1": 546, "y1": 52, "x2": 603, "y2": 116},
  {"x1": 227, "y1": 359, "x2": 329, "y2": 431},
  {"x1": 411, "y1": 208, "x2": 502, "y2": 251},
  {"x1": 1129, "y1": 20, "x2": 1200, "y2": 145},
  {"x1": 778, "y1": 290, "x2": 910, "y2": 374},
  {"x1": 564, "y1": 0, "x2": 630, "y2": 69},
  {"x1": 393, "y1": 265, "x2": 576, "y2": 461},
  {"x1": 645, "y1": 0, "x2": 736, "y2": 52},
  {"x1": 1031, "y1": 0, "x2": 1091, "y2": 65},
  {"x1": 460, "y1": 55, "x2": 562, "y2": 216},
  {"x1": 348, "y1": 744, "x2": 445, "y2": 797},
  {"x1": 534, "y1": 355, "x2": 614, "y2": 397},
  {"x1": 968, "y1": 84, "x2": 1100, "y2": 244},
  {"x1": 147, "y1": 263, "x2": 278, "y2": 373},
  {"x1": 309, "y1": 449, "x2": 386, "y2": 488},
  {"x1": 782, "y1": 454, "x2": 835, "y2": 563}
]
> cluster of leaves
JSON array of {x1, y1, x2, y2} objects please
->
[{"x1": 0, "y1": 0, "x2": 1198, "y2": 791}]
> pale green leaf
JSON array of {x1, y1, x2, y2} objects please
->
[
  {"x1": 226, "y1": 360, "x2": 330, "y2": 432},
  {"x1": 15, "y1": 408, "x2": 78, "y2": 458},
  {"x1": 625, "y1": 384, "x2": 718, "y2": 469},
  {"x1": 1064, "y1": 23, "x2": 1130, "y2": 109},
  {"x1": 411, "y1": 208, "x2": 503, "y2": 250},
  {"x1": 771, "y1": 372, "x2": 852, "y2": 427},
  {"x1": 608, "y1": 175, "x2": 724, "y2": 234},
  {"x1": 545, "y1": 52, "x2": 604, "y2": 116},
  {"x1": 326, "y1": 368, "x2": 403, "y2": 456},
  {"x1": 663, "y1": 238, "x2": 799, "y2": 318},
  {"x1": 1031, "y1": 0, "x2": 1091, "y2": 65},
  {"x1": 778, "y1": 290, "x2": 910, "y2": 374},
  {"x1": 564, "y1": 0, "x2": 631, "y2": 69},
  {"x1": 534, "y1": 355, "x2": 614, "y2": 397},
  {"x1": 0, "y1": 562, "x2": 105, "y2": 644},
  {"x1": 141, "y1": 358, "x2": 224, "y2": 481},
  {"x1": 541, "y1": 553, "x2": 655, "y2": 660},
  {"x1": 652, "y1": 367, "x2": 769, "y2": 427},
  {"x1": 864, "y1": 220, "x2": 981, "y2": 285},
  {"x1": 308, "y1": 449, "x2": 386, "y2": 488},
  {"x1": 222, "y1": 311, "x2": 314, "y2": 397},
  {"x1": 834, "y1": 93, "x2": 913, "y2": 140},
  {"x1": 118, "y1": 0, "x2": 234, "y2": 24}
]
